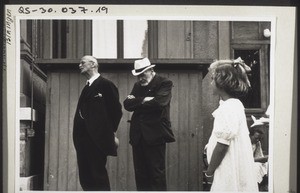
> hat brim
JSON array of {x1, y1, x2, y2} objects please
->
[
  {"x1": 250, "y1": 122, "x2": 264, "y2": 128},
  {"x1": 132, "y1": 64, "x2": 156, "y2": 76}
]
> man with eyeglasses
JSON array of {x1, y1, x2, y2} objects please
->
[{"x1": 73, "y1": 55, "x2": 122, "y2": 191}]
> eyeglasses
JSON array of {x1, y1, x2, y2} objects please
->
[{"x1": 80, "y1": 61, "x2": 88, "y2": 64}]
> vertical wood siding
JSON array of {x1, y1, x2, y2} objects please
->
[
  {"x1": 158, "y1": 21, "x2": 193, "y2": 59},
  {"x1": 44, "y1": 70, "x2": 204, "y2": 191},
  {"x1": 66, "y1": 20, "x2": 92, "y2": 58}
]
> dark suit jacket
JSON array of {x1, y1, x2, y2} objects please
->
[
  {"x1": 123, "y1": 75, "x2": 175, "y2": 145},
  {"x1": 73, "y1": 76, "x2": 122, "y2": 156}
]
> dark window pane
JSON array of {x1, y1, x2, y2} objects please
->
[
  {"x1": 52, "y1": 20, "x2": 67, "y2": 58},
  {"x1": 234, "y1": 50, "x2": 261, "y2": 108}
]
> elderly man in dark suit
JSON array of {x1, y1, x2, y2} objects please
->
[
  {"x1": 124, "y1": 57, "x2": 175, "y2": 191},
  {"x1": 73, "y1": 55, "x2": 122, "y2": 191}
]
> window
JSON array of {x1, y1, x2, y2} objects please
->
[
  {"x1": 234, "y1": 49, "x2": 261, "y2": 108},
  {"x1": 91, "y1": 20, "x2": 201, "y2": 60},
  {"x1": 92, "y1": 20, "x2": 117, "y2": 58},
  {"x1": 52, "y1": 20, "x2": 67, "y2": 58},
  {"x1": 232, "y1": 45, "x2": 270, "y2": 111},
  {"x1": 231, "y1": 21, "x2": 271, "y2": 112},
  {"x1": 123, "y1": 20, "x2": 148, "y2": 58},
  {"x1": 92, "y1": 20, "x2": 148, "y2": 59}
]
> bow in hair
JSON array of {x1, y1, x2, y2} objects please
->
[
  {"x1": 233, "y1": 57, "x2": 251, "y2": 73},
  {"x1": 233, "y1": 57, "x2": 252, "y2": 87}
]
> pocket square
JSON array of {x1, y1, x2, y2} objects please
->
[{"x1": 94, "y1": 93, "x2": 103, "y2": 98}]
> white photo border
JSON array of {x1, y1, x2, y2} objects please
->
[{"x1": 4, "y1": 4, "x2": 297, "y2": 193}]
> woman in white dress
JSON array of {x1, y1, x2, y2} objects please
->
[{"x1": 205, "y1": 58, "x2": 258, "y2": 192}]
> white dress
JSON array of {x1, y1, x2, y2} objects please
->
[{"x1": 206, "y1": 99, "x2": 258, "y2": 192}]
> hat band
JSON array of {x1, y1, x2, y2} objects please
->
[{"x1": 135, "y1": 66, "x2": 150, "y2": 73}]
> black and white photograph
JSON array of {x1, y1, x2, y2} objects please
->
[{"x1": 3, "y1": 4, "x2": 297, "y2": 193}]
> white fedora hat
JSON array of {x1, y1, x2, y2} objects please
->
[{"x1": 132, "y1": 58, "x2": 155, "y2": 76}]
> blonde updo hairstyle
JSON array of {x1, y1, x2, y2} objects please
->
[{"x1": 209, "y1": 57, "x2": 251, "y2": 98}]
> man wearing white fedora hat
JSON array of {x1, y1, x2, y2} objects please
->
[{"x1": 124, "y1": 57, "x2": 175, "y2": 191}]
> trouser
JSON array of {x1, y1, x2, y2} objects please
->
[
  {"x1": 132, "y1": 138, "x2": 167, "y2": 191},
  {"x1": 74, "y1": 125, "x2": 110, "y2": 191}
]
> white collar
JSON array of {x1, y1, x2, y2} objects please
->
[{"x1": 87, "y1": 73, "x2": 100, "y2": 86}]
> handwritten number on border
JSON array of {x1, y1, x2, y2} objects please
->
[{"x1": 18, "y1": 6, "x2": 109, "y2": 14}]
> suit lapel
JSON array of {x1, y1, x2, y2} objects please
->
[
  {"x1": 148, "y1": 75, "x2": 159, "y2": 91},
  {"x1": 78, "y1": 84, "x2": 90, "y2": 104}
]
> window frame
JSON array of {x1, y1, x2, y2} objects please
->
[{"x1": 231, "y1": 43, "x2": 270, "y2": 114}]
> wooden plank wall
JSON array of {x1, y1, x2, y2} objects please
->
[
  {"x1": 158, "y1": 21, "x2": 193, "y2": 59},
  {"x1": 44, "y1": 70, "x2": 204, "y2": 191}
]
